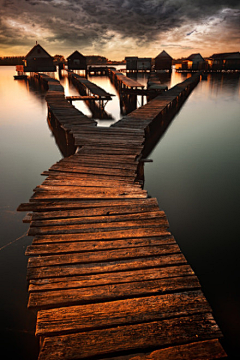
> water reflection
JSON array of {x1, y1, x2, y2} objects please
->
[
  {"x1": 144, "y1": 71, "x2": 240, "y2": 358},
  {"x1": 0, "y1": 66, "x2": 61, "y2": 360}
]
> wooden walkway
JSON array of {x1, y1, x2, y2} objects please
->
[
  {"x1": 68, "y1": 71, "x2": 113, "y2": 119},
  {"x1": 18, "y1": 73, "x2": 227, "y2": 360},
  {"x1": 112, "y1": 73, "x2": 201, "y2": 131},
  {"x1": 109, "y1": 68, "x2": 145, "y2": 91},
  {"x1": 68, "y1": 72, "x2": 114, "y2": 100}
]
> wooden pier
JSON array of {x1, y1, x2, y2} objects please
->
[
  {"x1": 109, "y1": 68, "x2": 145, "y2": 92},
  {"x1": 68, "y1": 71, "x2": 114, "y2": 118},
  {"x1": 18, "y1": 72, "x2": 227, "y2": 360}
]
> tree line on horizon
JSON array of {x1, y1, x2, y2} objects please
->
[
  {"x1": 0, "y1": 56, "x2": 25, "y2": 65},
  {"x1": 0, "y1": 55, "x2": 125, "y2": 66}
]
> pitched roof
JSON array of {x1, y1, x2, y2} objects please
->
[
  {"x1": 210, "y1": 52, "x2": 240, "y2": 60},
  {"x1": 67, "y1": 51, "x2": 86, "y2": 60},
  {"x1": 155, "y1": 50, "x2": 172, "y2": 60},
  {"x1": 187, "y1": 53, "x2": 204, "y2": 61},
  {"x1": 25, "y1": 44, "x2": 52, "y2": 58}
]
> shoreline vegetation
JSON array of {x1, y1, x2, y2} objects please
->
[{"x1": 0, "y1": 55, "x2": 125, "y2": 66}]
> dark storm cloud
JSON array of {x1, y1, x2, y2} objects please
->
[{"x1": 0, "y1": 0, "x2": 239, "y2": 55}]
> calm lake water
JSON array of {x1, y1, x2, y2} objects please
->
[{"x1": 0, "y1": 66, "x2": 239, "y2": 359}]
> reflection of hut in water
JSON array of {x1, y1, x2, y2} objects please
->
[
  {"x1": 154, "y1": 50, "x2": 172, "y2": 72},
  {"x1": 208, "y1": 52, "x2": 240, "y2": 71},
  {"x1": 67, "y1": 51, "x2": 87, "y2": 76},
  {"x1": 23, "y1": 43, "x2": 56, "y2": 72}
]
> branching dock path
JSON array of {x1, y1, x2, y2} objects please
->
[{"x1": 18, "y1": 72, "x2": 227, "y2": 360}]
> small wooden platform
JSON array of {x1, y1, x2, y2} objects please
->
[
  {"x1": 109, "y1": 69, "x2": 145, "y2": 90},
  {"x1": 69, "y1": 72, "x2": 114, "y2": 99},
  {"x1": 66, "y1": 95, "x2": 96, "y2": 101},
  {"x1": 18, "y1": 72, "x2": 227, "y2": 360}
]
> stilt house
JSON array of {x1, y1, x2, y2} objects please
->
[
  {"x1": 23, "y1": 43, "x2": 56, "y2": 72},
  {"x1": 209, "y1": 52, "x2": 240, "y2": 71},
  {"x1": 155, "y1": 50, "x2": 172, "y2": 72},
  {"x1": 125, "y1": 57, "x2": 152, "y2": 71},
  {"x1": 67, "y1": 51, "x2": 87, "y2": 71},
  {"x1": 186, "y1": 53, "x2": 206, "y2": 70}
]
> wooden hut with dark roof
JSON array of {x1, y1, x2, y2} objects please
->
[
  {"x1": 187, "y1": 53, "x2": 206, "y2": 70},
  {"x1": 209, "y1": 52, "x2": 240, "y2": 71},
  {"x1": 125, "y1": 57, "x2": 152, "y2": 72},
  {"x1": 23, "y1": 43, "x2": 56, "y2": 72},
  {"x1": 67, "y1": 51, "x2": 87, "y2": 71},
  {"x1": 155, "y1": 50, "x2": 172, "y2": 72}
]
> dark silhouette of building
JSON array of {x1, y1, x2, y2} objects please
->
[
  {"x1": 155, "y1": 50, "x2": 172, "y2": 72},
  {"x1": 186, "y1": 53, "x2": 206, "y2": 70},
  {"x1": 67, "y1": 51, "x2": 87, "y2": 71},
  {"x1": 125, "y1": 57, "x2": 152, "y2": 71},
  {"x1": 209, "y1": 52, "x2": 240, "y2": 71},
  {"x1": 23, "y1": 43, "x2": 56, "y2": 72}
]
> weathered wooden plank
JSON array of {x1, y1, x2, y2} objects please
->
[
  {"x1": 18, "y1": 198, "x2": 155, "y2": 212},
  {"x1": 48, "y1": 164, "x2": 137, "y2": 176},
  {"x1": 30, "y1": 211, "x2": 166, "y2": 228},
  {"x1": 100, "y1": 340, "x2": 227, "y2": 360},
  {"x1": 27, "y1": 253, "x2": 187, "y2": 280},
  {"x1": 33, "y1": 186, "x2": 145, "y2": 195},
  {"x1": 41, "y1": 171, "x2": 138, "y2": 183},
  {"x1": 28, "y1": 275, "x2": 200, "y2": 309},
  {"x1": 74, "y1": 125, "x2": 144, "y2": 134},
  {"x1": 28, "y1": 218, "x2": 169, "y2": 236},
  {"x1": 76, "y1": 146, "x2": 143, "y2": 156},
  {"x1": 31, "y1": 203, "x2": 160, "y2": 220},
  {"x1": 55, "y1": 158, "x2": 139, "y2": 171},
  {"x1": 31, "y1": 228, "x2": 171, "y2": 244},
  {"x1": 36, "y1": 290, "x2": 210, "y2": 335},
  {"x1": 26, "y1": 235, "x2": 175, "y2": 256},
  {"x1": 40, "y1": 178, "x2": 142, "y2": 188},
  {"x1": 41, "y1": 170, "x2": 137, "y2": 182},
  {"x1": 28, "y1": 264, "x2": 195, "y2": 292},
  {"x1": 30, "y1": 190, "x2": 147, "y2": 201},
  {"x1": 38, "y1": 313, "x2": 222, "y2": 360},
  {"x1": 27, "y1": 244, "x2": 180, "y2": 268},
  {"x1": 22, "y1": 213, "x2": 33, "y2": 223}
]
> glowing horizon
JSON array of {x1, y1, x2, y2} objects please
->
[{"x1": 0, "y1": 1, "x2": 239, "y2": 60}]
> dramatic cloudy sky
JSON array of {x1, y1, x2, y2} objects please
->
[{"x1": 0, "y1": 0, "x2": 239, "y2": 59}]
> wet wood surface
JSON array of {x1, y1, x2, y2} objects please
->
[{"x1": 18, "y1": 72, "x2": 227, "y2": 360}]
